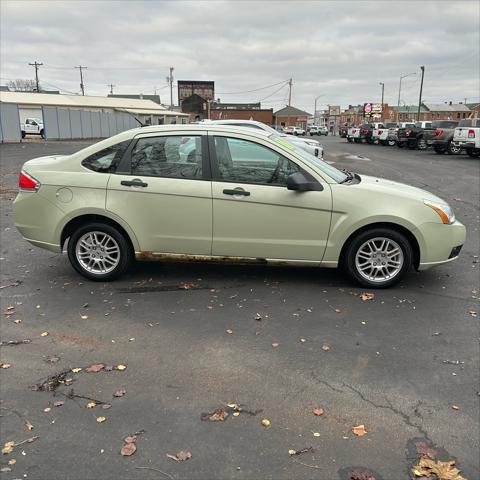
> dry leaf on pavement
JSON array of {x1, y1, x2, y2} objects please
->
[
  {"x1": 226, "y1": 329, "x2": 233, "y2": 335},
  {"x1": 360, "y1": 292, "x2": 375, "y2": 301},
  {"x1": 312, "y1": 408, "x2": 325, "y2": 416},
  {"x1": 261, "y1": 418, "x2": 271, "y2": 427},
  {"x1": 271, "y1": 342, "x2": 279, "y2": 348},
  {"x1": 113, "y1": 389, "x2": 126, "y2": 397},
  {"x1": 40, "y1": 332, "x2": 49, "y2": 337},
  {"x1": 71, "y1": 367, "x2": 82, "y2": 373},
  {"x1": 53, "y1": 401, "x2": 64, "y2": 407},
  {"x1": 167, "y1": 451, "x2": 192, "y2": 462},
  {"x1": 24, "y1": 421, "x2": 33, "y2": 431},
  {"x1": 86, "y1": 402, "x2": 96, "y2": 409},
  {"x1": 96, "y1": 416, "x2": 106, "y2": 423},
  {"x1": 120, "y1": 442, "x2": 136, "y2": 456},
  {"x1": 412, "y1": 455, "x2": 466, "y2": 480},
  {"x1": 201, "y1": 408, "x2": 229, "y2": 421},
  {"x1": 86, "y1": 363, "x2": 105, "y2": 373},
  {"x1": 322, "y1": 344, "x2": 330, "y2": 351},
  {"x1": 352, "y1": 424, "x2": 367, "y2": 436},
  {"x1": 1, "y1": 363, "x2": 12, "y2": 369},
  {"x1": 116, "y1": 364, "x2": 127, "y2": 371}
]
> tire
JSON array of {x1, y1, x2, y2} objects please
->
[
  {"x1": 67, "y1": 222, "x2": 132, "y2": 281},
  {"x1": 417, "y1": 137, "x2": 427, "y2": 150},
  {"x1": 467, "y1": 149, "x2": 480, "y2": 158},
  {"x1": 21, "y1": 130, "x2": 26, "y2": 139},
  {"x1": 447, "y1": 141, "x2": 461, "y2": 155},
  {"x1": 40, "y1": 129, "x2": 45, "y2": 139},
  {"x1": 347, "y1": 138, "x2": 353, "y2": 143},
  {"x1": 434, "y1": 145, "x2": 446, "y2": 154},
  {"x1": 407, "y1": 141, "x2": 417, "y2": 150},
  {"x1": 343, "y1": 227, "x2": 413, "y2": 288},
  {"x1": 387, "y1": 139, "x2": 396, "y2": 147},
  {"x1": 397, "y1": 142, "x2": 405, "y2": 148}
]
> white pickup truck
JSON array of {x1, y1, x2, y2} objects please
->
[
  {"x1": 346, "y1": 126, "x2": 361, "y2": 142},
  {"x1": 452, "y1": 118, "x2": 480, "y2": 158},
  {"x1": 21, "y1": 118, "x2": 45, "y2": 138}
]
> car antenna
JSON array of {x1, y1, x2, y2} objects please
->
[{"x1": 114, "y1": 108, "x2": 145, "y2": 127}]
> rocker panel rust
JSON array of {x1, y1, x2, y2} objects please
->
[{"x1": 136, "y1": 251, "x2": 269, "y2": 264}]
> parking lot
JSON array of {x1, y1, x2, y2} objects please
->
[{"x1": 1, "y1": 136, "x2": 478, "y2": 479}]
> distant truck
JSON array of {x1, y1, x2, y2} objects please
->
[
  {"x1": 396, "y1": 121, "x2": 433, "y2": 150},
  {"x1": 453, "y1": 118, "x2": 480, "y2": 158},
  {"x1": 372, "y1": 123, "x2": 397, "y2": 145},
  {"x1": 423, "y1": 120, "x2": 461, "y2": 155},
  {"x1": 21, "y1": 118, "x2": 45, "y2": 138}
]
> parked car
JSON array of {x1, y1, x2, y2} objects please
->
[
  {"x1": 453, "y1": 118, "x2": 480, "y2": 158},
  {"x1": 347, "y1": 126, "x2": 361, "y2": 143},
  {"x1": 309, "y1": 126, "x2": 328, "y2": 136},
  {"x1": 396, "y1": 121, "x2": 433, "y2": 150},
  {"x1": 204, "y1": 120, "x2": 324, "y2": 158},
  {"x1": 372, "y1": 123, "x2": 397, "y2": 145},
  {"x1": 13, "y1": 124, "x2": 465, "y2": 288},
  {"x1": 285, "y1": 126, "x2": 306, "y2": 136},
  {"x1": 423, "y1": 120, "x2": 460, "y2": 154},
  {"x1": 21, "y1": 117, "x2": 44, "y2": 139}
]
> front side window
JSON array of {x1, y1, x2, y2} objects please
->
[
  {"x1": 213, "y1": 137, "x2": 299, "y2": 186},
  {"x1": 131, "y1": 135, "x2": 202, "y2": 179},
  {"x1": 82, "y1": 140, "x2": 130, "y2": 173}
]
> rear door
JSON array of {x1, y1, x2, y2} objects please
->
[
  {"x1": 106, "y1": 131, "x2": 212, "y2": 255},
  {"x1": 209, "y1": 133, "x2": 332, "y2": 261}
]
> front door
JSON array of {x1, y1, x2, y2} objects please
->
[
  {"x1": 106, "y1": 132, "x2": 212, "y2": 255},
  {"x1": 209, "y1": 134, "x2": 332, "y2": 261}
]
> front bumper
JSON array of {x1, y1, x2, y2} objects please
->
[{"x1": 415, "y1": 220, "x2": 466, "y2": 270}]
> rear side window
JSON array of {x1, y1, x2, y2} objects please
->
[
  {"x1": 458, "y1": 119, "x2": 474, "y2": 127},
  {"x1": 82, "y1": 140, "x2": 130, "y2": 173},
  {"x1": 130, "y1": 135, "x2": 203, "y2": 179}
]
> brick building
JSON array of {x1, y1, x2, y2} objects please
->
[
  {"x1": 210, "y1": 102, "x2": 273, "y2": 124},
  {"x1": 274, "y1": 106, "x2": 311, "y2": 129}
]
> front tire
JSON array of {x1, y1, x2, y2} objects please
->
[
  {"x1": 67, "y1": 223, "x2": 132, "y2": 281},
  {"x1": 343, "y1": 228, "x2": 413, "y2": 288},
  {"x1": 447, "y1": 141, "x2": 461, "y2": 155}
]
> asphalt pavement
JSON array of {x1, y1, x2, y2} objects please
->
[{"x1": 1, "y1": 135, "x2": 479, "y2": 480}]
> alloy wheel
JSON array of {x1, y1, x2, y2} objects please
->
[{"x1": 75, "y1": 231, "x2": 121, "y2": 275}]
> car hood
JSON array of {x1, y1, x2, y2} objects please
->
[{"x1": 358, "y1": 174, "x2": 447, "y2": 204}]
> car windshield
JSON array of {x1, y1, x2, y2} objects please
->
[{"x1": 271, "y1": 134, "x2": 348, "y2": 183}]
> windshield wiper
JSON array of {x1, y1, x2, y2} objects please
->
[{"x1": 340, "y1": 168, "x2": 355, "y2": 183}]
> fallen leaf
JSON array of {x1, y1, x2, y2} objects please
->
[
  {"x1": 2, "y1": 442, "x2": 14, "y2": 455},
  {"x1": 313, "y1": 432, "x2": 320, "y2": 437},
  {"x1": 102, "y1": 403, "x2": 112, "y2": 410},
  {"x1": 120, "y1": 442, "x2": 137, "y2": 456},
  {"x1": 53, "y1": 401, "x2": 64, "y2": 407},
  {"x1": 71, "y1": 367, "x2": 82, "y2": 373},
  {"x1": 124, "y1": 436, "x2": 137, "y2": 444},
  {"x1": 202, "y1": 408, "x2": 229, "y2": 421},
  {"x1": 271, "y1": 342, "x2": 279, "y2": 348},
  {"x1": 288, "y1": 449, "x2": 297, "y2": 455},
  {"x1": 113, "y1": 389, "x2": 126, "y2": 397},
  {"x1": 322, "y1": 344, "x2": 330, "y2": 351},
  {"x1": 312, "y1": 408, "x2": 325, "y2": 416},
  {"x1": 7, "y1": 459, "x2": 16, "y2": 465},
  {"x1": 261, "y1": 418, "x2": 271, "y2": 427},
  {"x1": 233, "y1": 412, "x2": 240, "y2": 417},
  {"x1": 352, "y1": 424, "x2": 367, "y2": 436},
  {"x1": 43, "y1": 407, "x2": 51, "y2": 412},
  {"x1": 13, "y1": 319, "x2": 22, "y2": 324},
  {"x1": 412, "y1": 455, "x2": 466, "y2": 480},
  {"x1": 86, "y1": 402, "x2": 96, "y2": 409},
  {"x1": 335, "y1": 308, "x2": 341, "y2": 313},
  {"x1": 255, "y1": 313, "x2": 262, "y2": 321},
  {"x1": 86, "y1": 363, "x2": 105, "y2": 373},
  {"x1": 96, "y1": 416, "x2": 106, "y2": 423},
  {"x1": 0, "y1": 363, "x2": 11, "y2": 369},
  {"x1": 40, "y1": 332, "x2": 49, "y2": 337},
  {"x1": 207, "y1": 305, "x2": 213, "y2": 310},
  {"x1": 451, "y1": 405, "x2": 459, "y2": 410},
  {"x1": 115, "y1": 364, "x2": 127, "y2": 371},
  {"x1": 299, "y1": 338, "x2": 306, "y2": 343},
  {"x1": 360, "y1": 292, "x2": 375, "y2": 302},
  {"x1": 167, "y1": 451, "x2": 192, "y2": 462},
  {"x1": 468, "y1": 310, "x2": 477, "y2": 317},
  {"x1": 80, "y1": 315, "x2": 89, "y2": 320},
  {"x1": 24, "y1": 421, "x2": 33, "y2": 431},
  {"x1": 226, "y1": 329, "x2": 233, "y2": 335}
]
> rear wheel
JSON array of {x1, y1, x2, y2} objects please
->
[
  {"x1": 417, "y1": 137, "x2": 427, "y2": 150},
  {"x1": 387, "y1": 139, "x2": 396, "y2": 146},
  {"x1": 343, "y1": 228, "x2": 413, "y2": 288},
  {"x1": 21, "y1": 130, "x2": 26, "y2": 139},
  {"x1": 40, "y1": 129, "x2": 45, "y2": 139},
  {"x1": 447, "y1": 141, "x2": 461, "y2": 155},
  {"x1": 67, "y1": 223, "x2": 132, "y2": 281},
  {"x1": 467, "y1": 149, "x2": 480, "y2": 158}
]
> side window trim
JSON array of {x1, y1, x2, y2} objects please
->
[{"x1": 115, "y1": 134, "x2": 211, "y2": 181}]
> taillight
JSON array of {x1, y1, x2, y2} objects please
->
[
  {"x1": 468, "y1": 129, "x2": 475, "y2": 138},
  {"x1": 19, "y1": 170, "x2": 40, "y2": 191},
  {"x1": 361, "y1": 129, "x2": 368, "y2": 134},
  {"x1": 378, "y1": 130, "x2": 383, "y2": 135},
  {"x1": 434, "y1": 129, "x2": 443, "y2": 138}
]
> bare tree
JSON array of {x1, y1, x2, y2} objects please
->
[{"x1": 7, "y1": 79, "x2": 39, "y2": 92}]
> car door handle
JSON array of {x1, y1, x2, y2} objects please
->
[
  {"x1": 121, "y1": 179, "x2": 148, "y2": 187},
  {"x1": 223, "y1": 188, "x2": 250, "y2": 196}
]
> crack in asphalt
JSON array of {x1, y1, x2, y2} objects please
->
[{"x1": 311, "y1": 372, "x2": 432, "y2": 441}]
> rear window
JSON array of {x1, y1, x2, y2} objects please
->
[
  {"x1": 82, "y1": 140, "x2": 130, "y2": 173},
  {"x1": 458, "y1": 119, "x2": 478, "y2": 127}
]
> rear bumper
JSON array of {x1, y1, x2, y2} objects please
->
[
  {"x1": 452, "y1": 140, "x2": 475, "y2": 149},
  {"x1": 415, "y1": 220, "x2": 466, "y2": 270}
]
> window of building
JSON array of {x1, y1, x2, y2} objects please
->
[
  {"x1": 130, "y1": 136, "x2": 202, "y2": 179},
  {"x1": 213, "y1": 136, "x2": 299, "y2": 186}
]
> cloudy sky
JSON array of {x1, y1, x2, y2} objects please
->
[{"x1": 1, "y1": 0, "x2": 478, "y2": 112}]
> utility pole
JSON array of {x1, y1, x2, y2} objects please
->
[
  {"x1": 379, "y1": 82, "x2": 384, "y2": 121},
  {"x1": 107, "y1": 84, "x2": 115, "y2": 95},
  {"x1": 288, "y1": 78, "x2": 292, "y2": 106},
  {"x1": 314, "y1": 95, "x2": 324, "y2": 125},
  {"x1": 397, "y1": 72, "x2": 416, "y2": 123},
  {"x1": 28, "y1": 61, "x2": 43, "y2": 92},
  {"x1": 75, "y1": 65, "x2": 87, "y2": 95},
  {"x1": 166, "y1": 67, "x2": 174, "y2": 108},
  {"x1": 417, "y1": 66, "x2": 425, "y2": 121}
]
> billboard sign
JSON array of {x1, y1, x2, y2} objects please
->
[
  {"x1": 363, "y1": 103, "x2": 383, "y2": 117},
  {"x1": 328, "y1": 105, "x2": 341, "y2": 116},
  {"x1": 178, "y1": 80, "x2": 215, "y2": 104}
]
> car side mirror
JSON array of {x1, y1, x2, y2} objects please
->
[{"x1": 287, "y1": 172, "x2": 323, "y2": 192}]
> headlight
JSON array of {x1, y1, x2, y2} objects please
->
[{"x1": 424, "y1": 199, "x2": 455, "y2": 224}]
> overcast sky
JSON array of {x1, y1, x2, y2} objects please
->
[{"x1": 1, "y1": 0, "x2": 478, "y2": 112}]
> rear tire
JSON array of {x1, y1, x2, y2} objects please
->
[
  {"x1": 387, "y1": 139, "x2": 396, "y2": 146},
  {"x1": 67, "y1": 222, "x2": 132, "y2": 281},
  {"x1": 343, "y1": 227, "x2": 413, "y2": 288},
  {"x1": 467, "y1": 149, "x2": 480, "y2": 158},
  {"x1": 447, "y1": 141, "x2": 461, "y2": 155}
]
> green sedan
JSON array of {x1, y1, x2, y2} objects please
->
[{"x1": 13, "y1": 125, "x2": 466, "y2": 288}]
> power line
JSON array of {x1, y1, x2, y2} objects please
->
[
  {"x1": 217, "y1": 80, "x2": 289, "y2": 95},
  {"x1": 257, "y1": 82, "x2": 289, "y2": 102}
]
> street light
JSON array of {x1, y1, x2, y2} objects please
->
[
  {"x1": 397, "y1": 72, "x2": 416, "y2": 109},
  {"x1": 314, "y1": 95, "x2": 324, "y2": 125}
]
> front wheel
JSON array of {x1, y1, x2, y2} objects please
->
[
  {"x1": 447, "y1": 141, "x2": 461, "y2": 155},
  {"x1": 343, "y1": 228, "x2": 413, "y2": 288},
  {"x1": 67, "y1": 223, "x2": 132, "y2": 281},
  {"x1": 387, "y1": 139, "x2": 396, "y2": 146}
]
